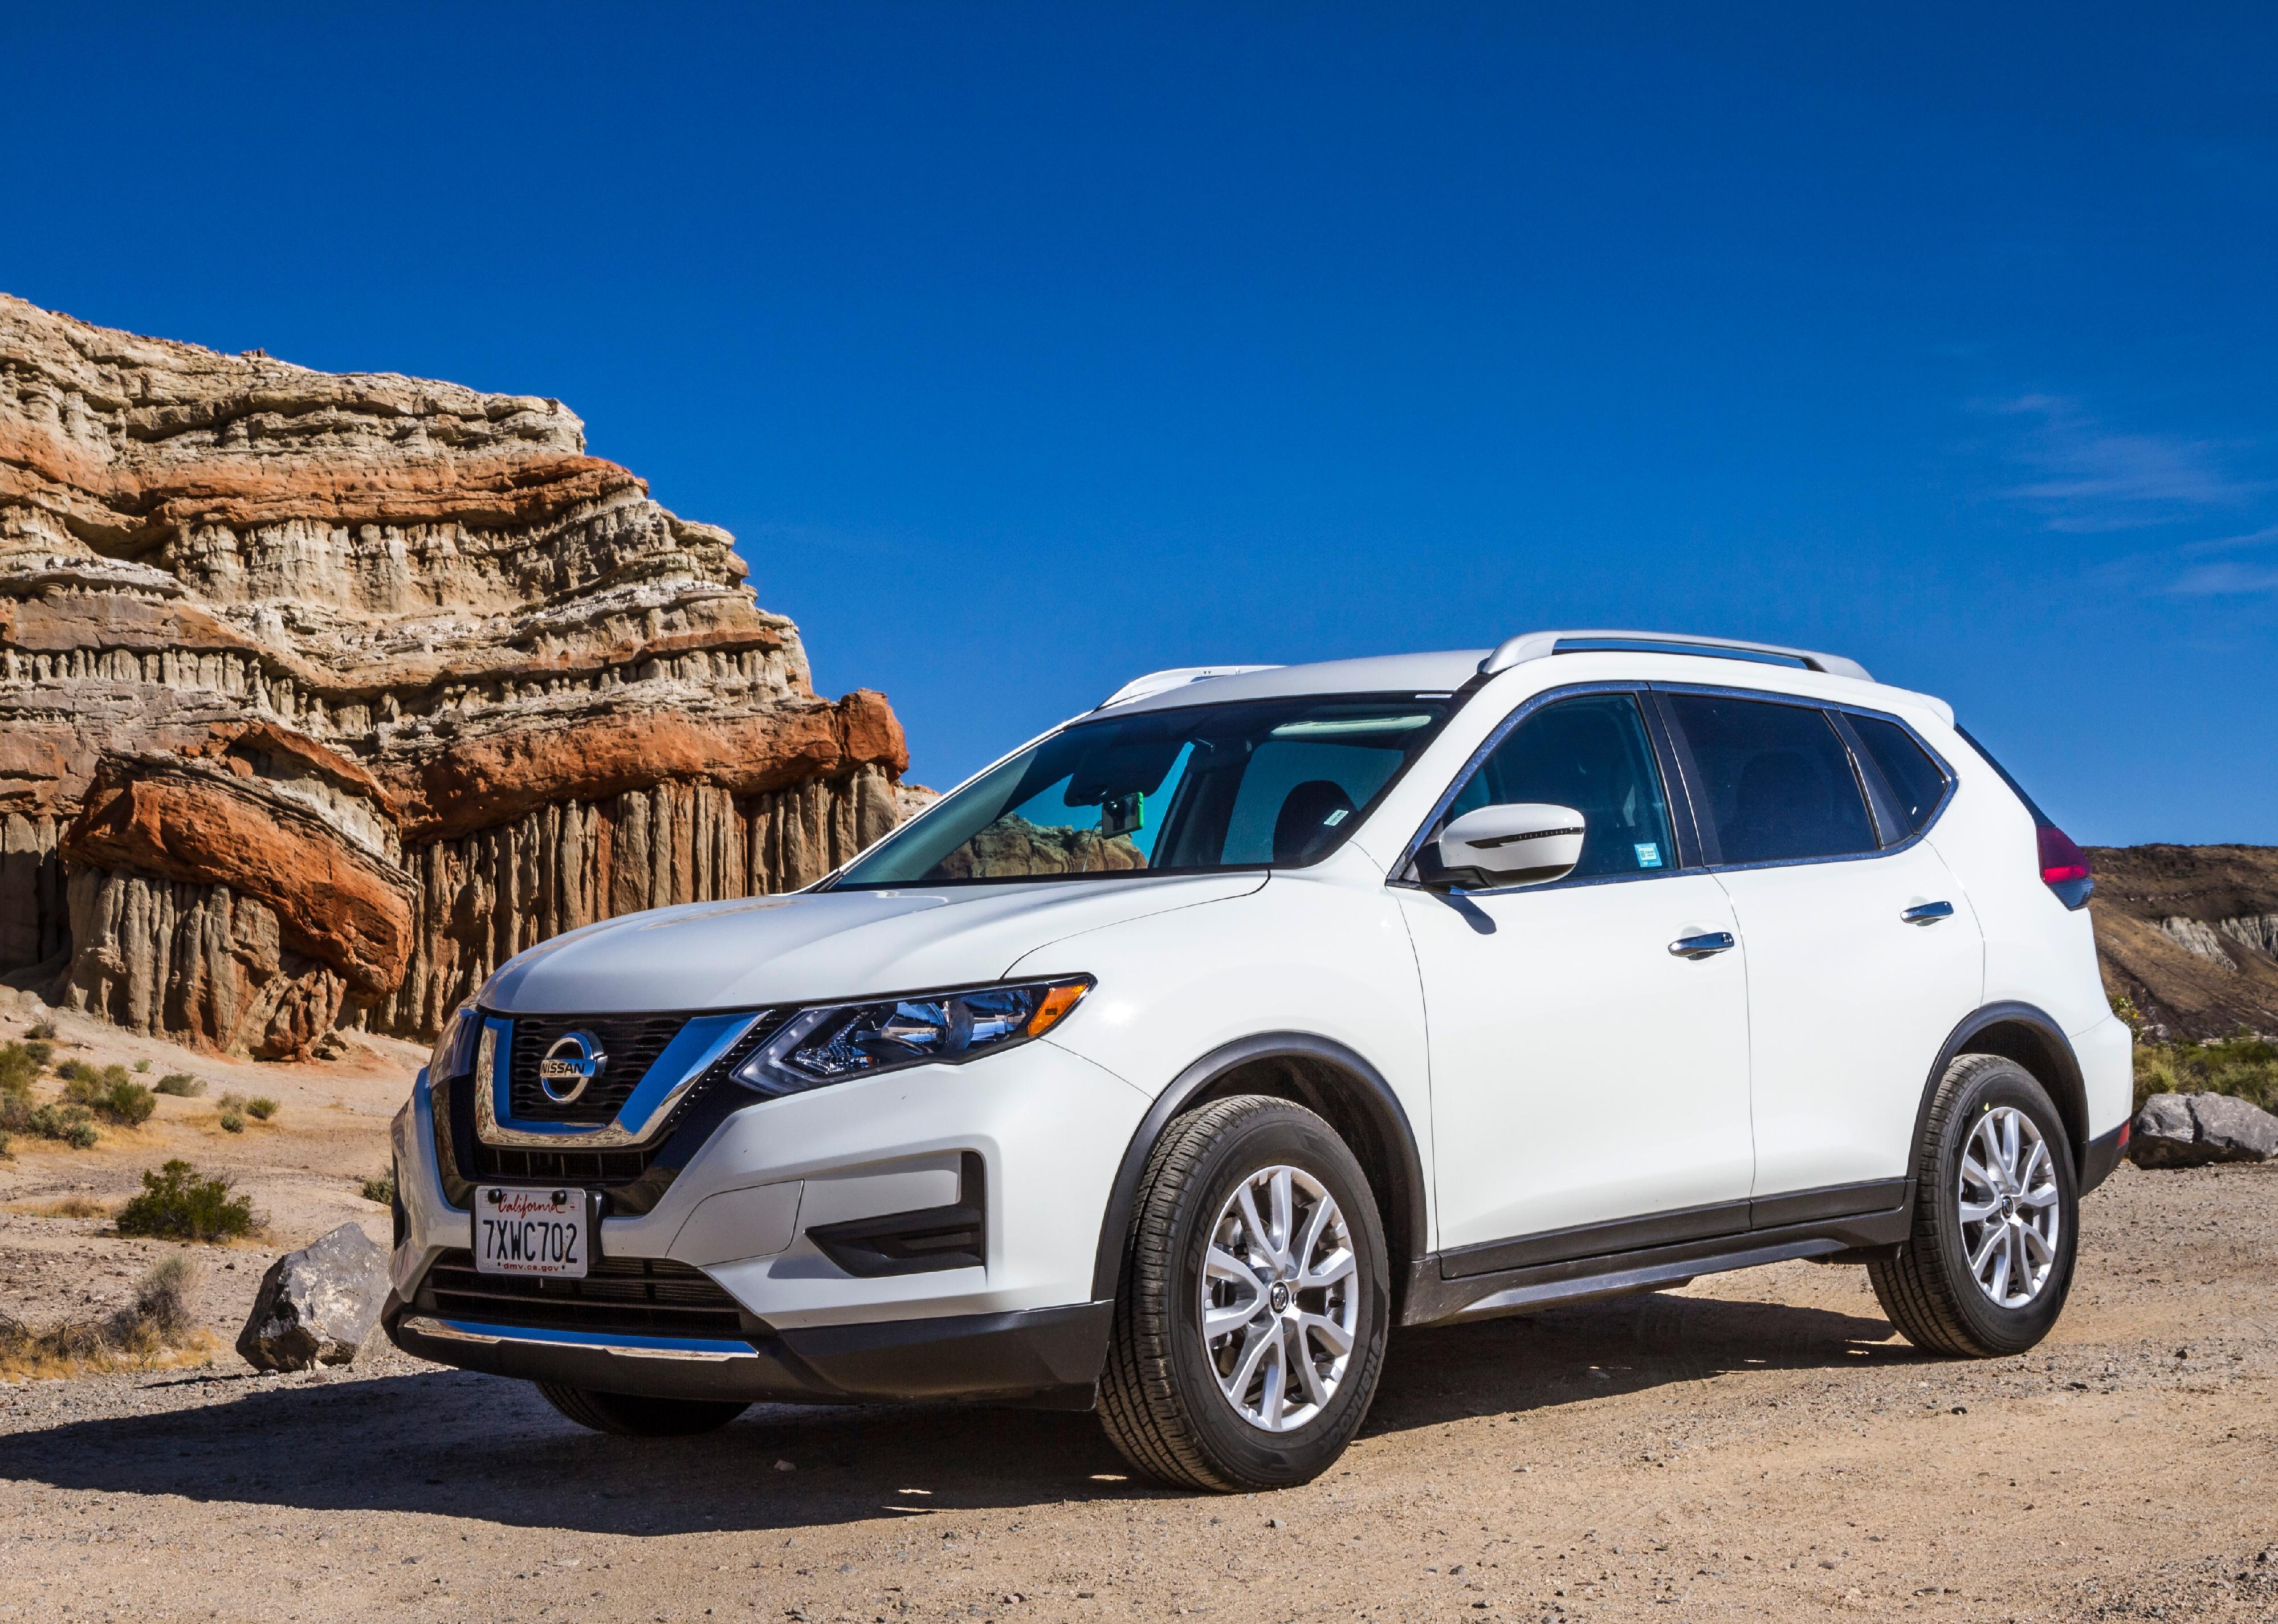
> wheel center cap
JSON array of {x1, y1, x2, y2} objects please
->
[{"x1": 1268, "y1": 1280, "x2": 1292, "y2": 1315}]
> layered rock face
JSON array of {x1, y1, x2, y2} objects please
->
[
  {"x1": 2088, "y1": 843, "x2": 2278, "y2": 1041},
  {"x1": 0, "y1": 293, "x2": 909, "y2": 1055}
]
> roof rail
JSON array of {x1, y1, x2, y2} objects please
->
[
  {"x1": 1097, "y1": 664, "x2": 1283, "y2": 709},
  {"x1": 1476, "y1": 629, "x2": 1873, "y2": 684}
]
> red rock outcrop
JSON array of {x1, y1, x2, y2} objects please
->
[
  {"x1": 0, "y1": 292, "x2": 912, "y2": 1055},
  {"x1": 2087, "y1": 844, "x2": 2278, "y2": 1041}
]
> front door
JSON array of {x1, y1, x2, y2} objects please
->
[{"x1": 1399, "y1": 691, "x2": 1756, "y2": 1263}]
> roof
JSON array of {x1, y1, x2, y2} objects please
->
[{"x1": 1095, "y1": 630, "x2": 1879, "y2": 716}]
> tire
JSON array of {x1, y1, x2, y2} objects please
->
[
  {"x1": 1869, "y1": 1054, "x2": 2079, "y2": 1357},
  {"x1": 1097, "y1": 1095, "x2": 1390, "y2": 1492},
  {"x1": 535, "y1": 1382, "x2": 749, "y2": 1438}
]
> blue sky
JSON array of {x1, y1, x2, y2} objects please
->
[{"x1": 6, "y1": 7, "x2": 2274, "y2": 843}]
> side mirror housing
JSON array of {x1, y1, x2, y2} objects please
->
[{"x1": 1425, "y1": 803, "x2": 1586, "y2": 889}]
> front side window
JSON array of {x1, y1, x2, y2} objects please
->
[
  {"x1": 1440, "y1": 692, "x2": 1679, "y2": 881},
  {"x1": 833, "y1": 696, "x2": 1453, "y2": 887},
  {"x1": 1664, "y1": 693, "x2": 1877, "y2": 865}
]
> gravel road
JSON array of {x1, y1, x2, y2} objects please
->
[{"x1": 3, "y1": 1160, "x2": 2274, "y2": 1624}]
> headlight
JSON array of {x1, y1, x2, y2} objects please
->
[
  {"x1": 427, "y1": 997, "x2": 481, "y2": 1083},
  {"x1": 731, "y1": 977, "x2": 1092, "y2": 1097}
]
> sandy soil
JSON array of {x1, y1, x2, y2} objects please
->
[
  {"x1": 1, "y1": 1018, "x2": 2273, "y2": 1623},
  {"x1": 0, "y1": 1003, "x2": 418, "y2": 1339}
]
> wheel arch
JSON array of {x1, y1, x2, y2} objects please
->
[
  {"x1": 1088, "y1": 1033, "x2": 1429, "y2": 1316},
  {"x1": 1918, "y1": 1002, "x2": 2091, "y2": 1177}
]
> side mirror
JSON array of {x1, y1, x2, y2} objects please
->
[{"x1": 1428, "y1": 803, "x2": 1586, "y2": 889}]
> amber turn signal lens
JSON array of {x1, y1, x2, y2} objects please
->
[{"x1": 1026, "y1": 980, "x2": 1090, "y2": 1037}]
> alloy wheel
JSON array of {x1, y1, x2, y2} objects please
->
[
  {"x1": 1199, "y1": 1164, "x2": 1358, "y2": 1432},
  {"x1": 1957, "y1": 1104, "x2": 2061, "y2": 1309}
]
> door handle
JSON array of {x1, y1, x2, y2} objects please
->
[
  {"x1": 1668, "y1": 931, "x2": 1737, "y2": 959},
  {"x1": 1901, "y1": 900, "x2": 1955, "y2": 925}
]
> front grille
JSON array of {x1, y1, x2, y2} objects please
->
[
  {"x1": 454, "y1": 1010, "x2": 786, "y2": 1208},
  {"x1": 417, "y1": 1249, "x2": 749, "y2": 1339},
  {"x1": 467, "y1": 1143, "x2": 653, "y2": 1184},
  {"x1": 503, "y1": 1011, "x2": 692, "y2": 1125}
]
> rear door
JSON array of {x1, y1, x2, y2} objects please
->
[{"x1": 1654, "y1": 689, "x2": 1984, "y2": 1203}]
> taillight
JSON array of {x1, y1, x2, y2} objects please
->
[{"x1": 2037, "y1": 823, "x2": 2094, "y2": 911}]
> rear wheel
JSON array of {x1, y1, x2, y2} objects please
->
[
  {"x1": 536, "y1": 1383, "x2": 749, "y2": 1438},
  {"x1": 1870, "y1": 1054, "x2": 2079, "y2": 1357},
  {"x1": 1098, "y1": 1095, "x2": 1389, "y2": 1492}
]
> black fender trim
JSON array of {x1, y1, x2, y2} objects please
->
[
  {"x1": 1918, "y1": 1001, "x2": 2092, "y2": 1179},
  {"x1": 1086, "y1": 1031, "x2": 1429, "y2": 1305},
  {"x1": 384, "y1": 1294, "x2": 1112, "y2": 1410},
  {"x1": 2079, "y1": 1121, "x2": 2128, "y2": 1195},
  {"x1": 1401, "y1": 1197, "x2": 1913, "y2": 1327}
]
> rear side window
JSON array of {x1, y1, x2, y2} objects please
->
[
  {"x1": 1848, "y1": 715, "x2": 1949, "y2": 837},
  {"x1": 1442, "y1": 692, "x2": 1678, "y2": 880},
  {"x1": 1664, "y1": 693, "x2": 1878, "y2": 866}
]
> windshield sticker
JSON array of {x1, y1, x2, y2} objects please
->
[{"x1": 1634, "y1": 842, "x2": 1664, "y2": 869}]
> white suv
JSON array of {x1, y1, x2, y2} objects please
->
[{"x1": 386, "y1": 630, "x2": 2131, "y2": 1490}]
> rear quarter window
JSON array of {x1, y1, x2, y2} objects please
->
[{"x1": 1848, "y1": 715, "x2": 1950, "y2": 837}]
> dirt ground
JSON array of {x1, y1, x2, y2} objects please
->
[
  {"x1": 0, "y1": 1003, "x2": 414, "y2": 1341},
  {"x1": 2, "y1": 1011, "x2": 2275, "y2": 1623}
]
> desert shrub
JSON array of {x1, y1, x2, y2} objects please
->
[
  {"x1": 116, "y1": 1160, "x2": 256, "y2": 1242},
  {"x1": 245, "y1": 1096, "x2": 278, "y2": 1122},
  {"x1": 97, "y1": 1080, "x2": 156, "y2": 1126},
  {"x1": 132, "y1": 1059, "x2": 150, "y2": 1074},
  {"x1": 63, "y1": 1066, "x2": 153, "y2": 1126},
  {"x1": 104, "y1": 1253, "x2": 198, "y2": 1349},
  {"x1": 21, "y1": 1101, "x2": 98, "y2": 1148},
  {"x1": 217, "y1": 1108, "x2": 245, "y2": 1134},
  {"x1": 26, "y1": 1020, "x2": 56, "y2": 1040},
  {"x1": 0, "y1": 1131, "x2": 11, "y2": 1159},
  {"x1": 2134, "y1": 1031, "x2": 2278, "y2": 1112},
  {"x1": 154, "y1": 1074, "x2": 205, "y2": 1097},
  {"x1": 217, "y1": 1090, "x2": 244, "y2": 1109},
  {"x1": 0, "y1": 1049, "x2": 34, "y2": 1095},
  {"x1": 63, "y1": 1062, "x2": 129, "y2": 1101},
  {"x1": 22, "y1": 1039, "x2": 51, "y2": 1068},
  {"x1": 361, "y1": 1168, "x2": 397, "y2": 1205}
]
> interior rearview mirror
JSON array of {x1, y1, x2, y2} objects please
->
[{"x1": 1427, "y1": 802, "x2": 1586, "y2": 889}]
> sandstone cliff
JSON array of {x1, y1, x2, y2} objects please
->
[
  {"x1": 0, "y1": 293, "x2": 909, "y2": 1056},
  {"x1": 2087, "y1": 843, "x2": 2278, "y2": 1042}
]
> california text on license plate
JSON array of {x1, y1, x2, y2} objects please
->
[{"x1": 475, "y1": 1188, "x2": 589, "y2": 1278}]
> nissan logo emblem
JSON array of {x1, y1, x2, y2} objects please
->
[{"x1": 537, "y1": 1030, "x2": 607, "y2": 1104}]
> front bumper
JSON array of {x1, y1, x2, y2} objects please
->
[
  {"x1": 388, "y1": 1032, "x2": 1148, "y2": 1403},
  {"x1": 385, "y1": 1298, "x2": 1113, "y2": 1407}
]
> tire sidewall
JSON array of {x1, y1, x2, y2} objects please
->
[
  {"x1": 1159, "y1": 1106, "x2": 1389, "y2": 1487},
  {"x1": 1925, "y1": 1061, "x2": 2079, "y2": 1354}
]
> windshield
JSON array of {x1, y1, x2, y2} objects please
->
[{"x1": 833, "y1": 695, "x2": 1456, "y2": 887}]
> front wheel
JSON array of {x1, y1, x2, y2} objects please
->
[
  {"x1": 1098, "y1": 1095, "x2": 1390, "y2": 1492},
  {"x1": 536, "y1": 1383, "x2": 749, "y2": 1438},
  {"x1": 1869, "y1": 1053, "x2": 2079, "y2": 1357}
]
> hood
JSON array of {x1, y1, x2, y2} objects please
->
[{"x1": 479, "y1": 872, "x2": 1267, "y2": 1014}]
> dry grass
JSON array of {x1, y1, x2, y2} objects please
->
[
  {"x1": 11, "y1": 1195, "x2": 111, "y2": 1219},
  {"x1": 0, "y1": 1254, "x2": 217, "y2": 1382}
]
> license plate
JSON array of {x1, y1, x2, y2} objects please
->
[{"x1": 474, "y1": 1188, "x2": 589, "y2": 1278}]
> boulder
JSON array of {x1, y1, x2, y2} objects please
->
[
  {"x1": 237, "y1": 1223, "x2": 389, "y2": 1371},
  {"x1": 2129, "y1": 1091, "x2": 2278, "y2": 1169}
]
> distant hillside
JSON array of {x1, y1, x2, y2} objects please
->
[{"x1": 2088, "y1": 844, "x2": 2278, "y2": 1042}]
